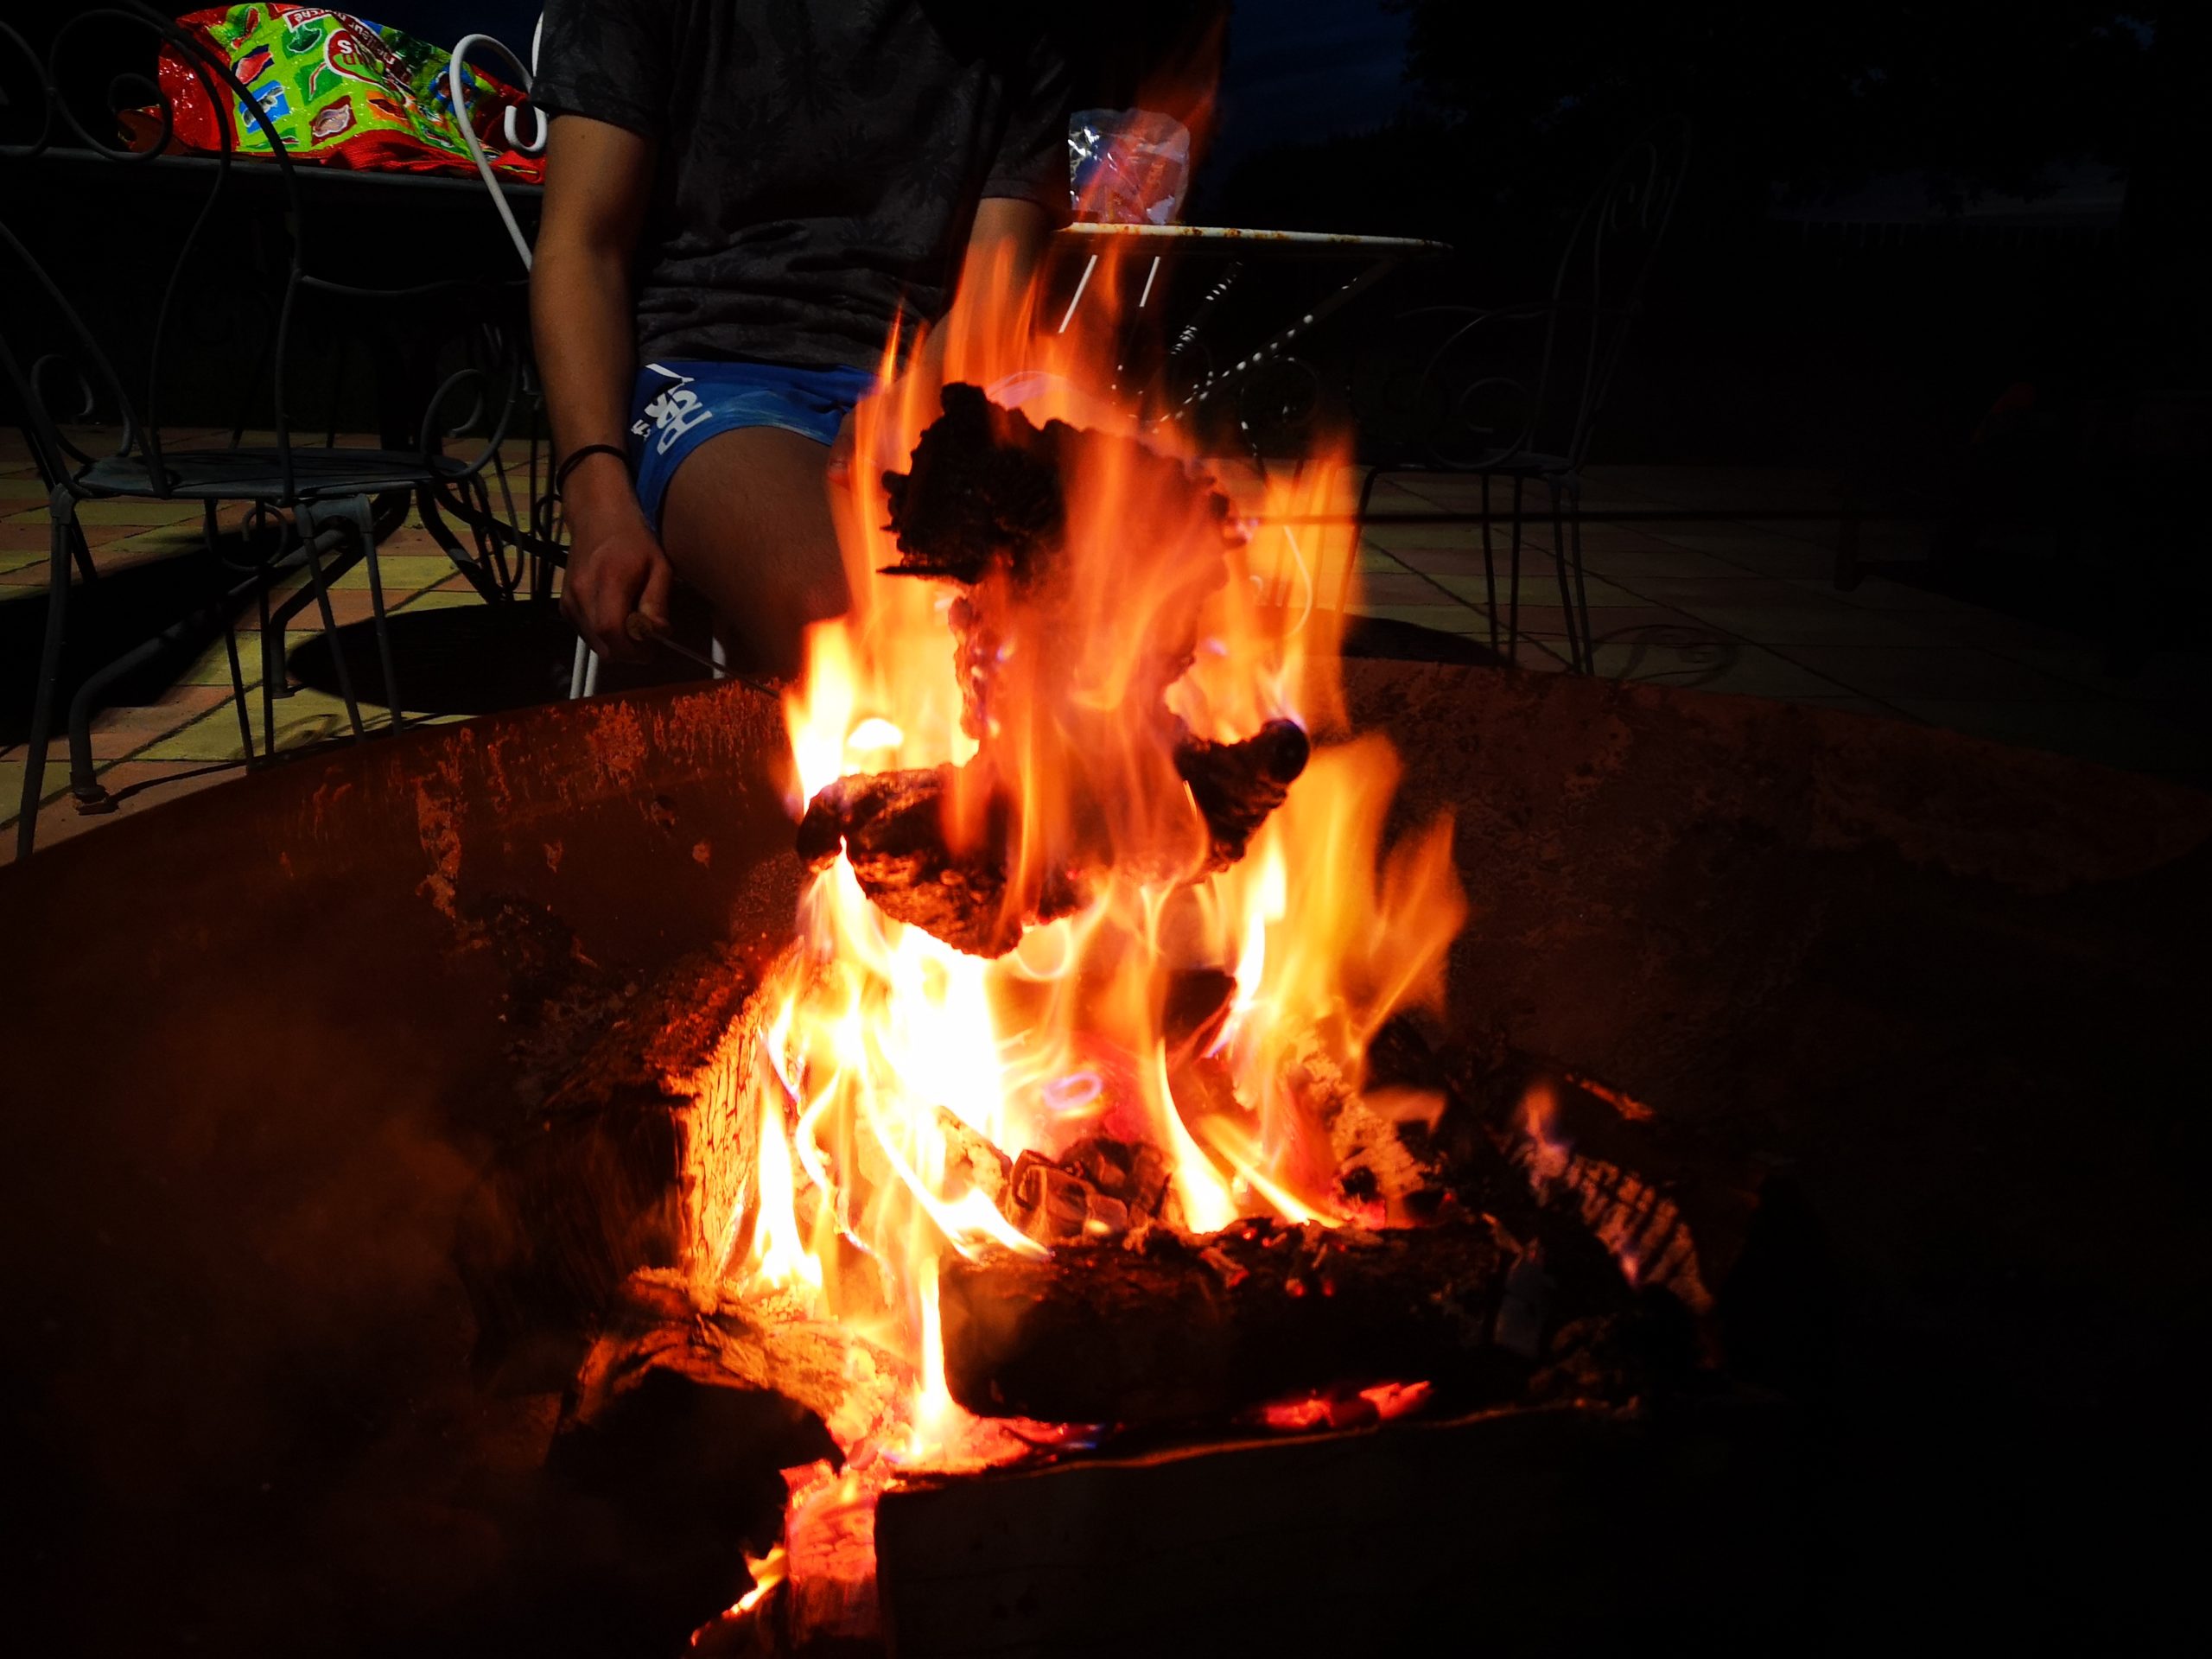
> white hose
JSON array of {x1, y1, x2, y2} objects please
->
[{"x1": 448, "y1": 30, "x2": 543, "y2": 273}]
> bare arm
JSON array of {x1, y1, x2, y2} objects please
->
[{"x1": 533, "y1": 113, "x2": 669, "y2": 662}]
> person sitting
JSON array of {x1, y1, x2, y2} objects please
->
[{"x1": 530, "y1": 0, "x2": 1070, "y2": 679}]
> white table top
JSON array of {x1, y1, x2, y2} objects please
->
[{"x1": 1056, "y1": 222, "x2": 1449, "y2": 257}]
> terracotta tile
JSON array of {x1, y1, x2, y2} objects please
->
[
  {"x1": 1580, "y1": 546, "x2": 1774, "y2": 582},
  {"x1": 1351, "y1": 545, "x2": 1412, "y2": 575},
  {"x1": 63, "y1": 500, "x2": 206, "y2": 527},
  {"x1": 82, "y1": 686, "x2": 239, "y2": 760},
  {"x1": 0, "y1": 760, "x2": 66, "y2": 823},
  {"x1": 1357, "y1": 520, "x2": 1495, "y2": 553},
  {"x1": 1351, "y1": 603, "x2": 1489, "y2": 635},
  {"x1": 140, "y1": 688, "x2": 391, "y2": 762},
  {"x1": 393, "y1": 588, "x2": 488, "y2": 614},
  {"x1": 1431, "y1": 571, "x2": 1642, "y2": 608},
  {"x1": 1588, "y1": 637, "x2": 1847, "y2": 700},
  {"x1": 1357, "y1": 571, "x2": 1459, "y2": 607},
  {"x1": 0, "y1": 521, "x2": 149, "y2": 553},
  {"x1": 1645, "y1": 585, "x2": 1938, "y2": 648},
  {"x1": 326, "y1": 554, "x2": 461, "y2": 594},
  {"x1": 1561, "y1": 605, "x2": 1714, "y2": 641},
  {"x1": 176, "y1": 637, "x2": 267, "y2": 688}
]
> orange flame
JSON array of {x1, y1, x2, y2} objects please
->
[{"x1": 690, "y1": 209, "x2": 1467, "y2": 1495}]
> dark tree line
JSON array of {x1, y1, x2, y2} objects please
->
[{"x1": 1385, "y1": 0, "x2": 2160, "y2": 219}]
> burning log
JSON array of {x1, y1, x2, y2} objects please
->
[
  {"x1": 796, "y1": 721, "x2": 1310, "y2": 956},
  {"x1": 454, "y1": 939, "x2": 772, "y2": 1388},
  {"x1": 548, "y1": 1273, "x2": 869, "y2": 1651},
  {"x1": 880, "y1": 381, "x2": 1229, "y2": 590},
  {"x1": 938, "y1": 1217, "x2": 1529, "y2": 1424},
  {"x1": 793, "y1": 763, "x2": 1089, "y2": 956}
]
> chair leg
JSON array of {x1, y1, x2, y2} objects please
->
[
  {"x1": 1547, "y1": 479, "x2": 1582, "y2": 672},
  {"x1": 261, "y1": 513, "x2": 368, "y2": 694},
  {"x1": 15, "y1": 493, "x2": 79, "y2": 861},
  {"x1": 294, "y1": 503, "x2": 367, "y2": 742},
  {"x1": 1567, "y1": 487, "x2": 1594, "y2": 675},
  {"x1": 1345, "y1": 464, "x2": 1383, "y2": 614},
  {"x1": 1479, "y1": 473, "x2": 1498, "y2": 656},
  {"x1": 258, "y1": 556, "x2": 279, "y2": 755},
  {"x1": 213, "y1": 522, "x2": 257, "y2": 766},
  {"x1": 338, "y1": 494, "x2": 404, "y2": 734},
  {"x1": 416, "y1": 485, "x2": 501, "y2": 603},
  {"x1": 67, "y1": 516, "x2": 100, "y2": 588},
  {"x1": 1506, "y1": 475, "x2": 1526, "y2": 664},
  {"x1": 181, "y1": 504, "x2": 254, "y2": 770}
]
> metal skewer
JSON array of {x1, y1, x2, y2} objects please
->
[{"x1": 624, "y1": 613, "x2": 780, "y2": 696}]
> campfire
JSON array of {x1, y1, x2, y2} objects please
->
[{"x1": 459, "y1": 248, "x2": 1719, "y2": 1655}]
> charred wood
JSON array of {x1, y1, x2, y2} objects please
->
[
  {"x1": 454, "y1": 940, "x2": 768, "y2": 1389},
  {"x1": 548, "y1": 1274, "x2": 849, "y2": 1654},
  {"x1": 880, "y1": 382, "x2": 1230, "y2": 588},
  {"x1": 795, "y1": 721, "x2": 1311, "y2": 958},
  {"x1": 939, "y1": 1217, "x2": 1525, "y2": 1424}
]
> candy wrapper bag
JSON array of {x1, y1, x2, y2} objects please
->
[{"x1": 125, "y1": 3, "x2": 542, "y2": 181}]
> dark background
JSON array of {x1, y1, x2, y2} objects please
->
[
  {"x1": 3, "y1": 3, "x2": 2205, "y2": 624},
  {"x1": 10, "y1": 2, "x2": 2203, "y2": 459}
]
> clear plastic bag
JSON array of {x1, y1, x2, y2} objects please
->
[{"x1": 1068, "y1": 108, "x2": 1192, "y2": 225}]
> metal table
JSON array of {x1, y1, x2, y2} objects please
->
[{"x1": 1049, "y1": 221, "x2": 1449, "y2": 433}]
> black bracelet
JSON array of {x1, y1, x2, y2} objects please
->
[{"x1": 554, "y1": 443, "x2": 629, "y2": 499}]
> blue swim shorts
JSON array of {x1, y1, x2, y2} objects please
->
[{"x1": 626, "y1": 359, "x2": 878, "y2": 531}]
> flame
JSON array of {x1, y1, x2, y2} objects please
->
[{"x1": 683, "y1": 175, "x2": 1471, "y2": 1600}]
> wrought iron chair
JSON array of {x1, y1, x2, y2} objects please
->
[
  {"x1": 2, "y1": 5, "x2": 528, "y2": 857},
  {"x1": 1350, "y1": 118, "x2": 1692, "y2": 671}
]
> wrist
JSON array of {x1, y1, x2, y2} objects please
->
[{"x1": 562, "y1": 449, "x2": 642, "y2": 523}]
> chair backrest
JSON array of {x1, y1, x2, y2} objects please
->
[
  {"x1": 0, "y1": 3, "x2": 527, "y2": 502},
  {"x1": 0, "y1": 8, "x2": 254, "y2": 495},
  {"x1": 1357, "y1": 118, "x2": 1691, "y2": 474},
  {"x1": 1539, "y1": 115, "x2": 1693, "y2": 470}
]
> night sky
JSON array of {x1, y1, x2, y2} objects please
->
[{"x1": 1213, "y1": 0, "x2": 1410, "y2": 169}]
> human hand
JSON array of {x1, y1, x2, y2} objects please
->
[{"x1": 560, "y1": 467, "x2": 671, "y2": 663}]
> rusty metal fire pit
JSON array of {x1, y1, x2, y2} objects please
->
[{"x1": 4, "y1": 664, "x2": 2209, "y2": 1656}]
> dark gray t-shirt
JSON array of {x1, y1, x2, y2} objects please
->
[{"x1": 533, "y1": 1, "x2": 1070, "y2": 372}]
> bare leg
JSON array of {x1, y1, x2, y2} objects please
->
[{"x1": 658, "y1": 426, "x2": 848, "y2": 682}]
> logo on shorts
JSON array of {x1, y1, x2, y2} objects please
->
[{"x1": 640, "y1": 363, "x2": 714, "y2": 455}]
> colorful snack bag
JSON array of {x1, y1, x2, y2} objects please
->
[{"x1": 128, "y1": 4, "x2": 542, "y2": 181}]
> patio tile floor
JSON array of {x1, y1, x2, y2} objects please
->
[{"x1": 3, "y1": 445, "x2": 2207, "y2": 866}]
